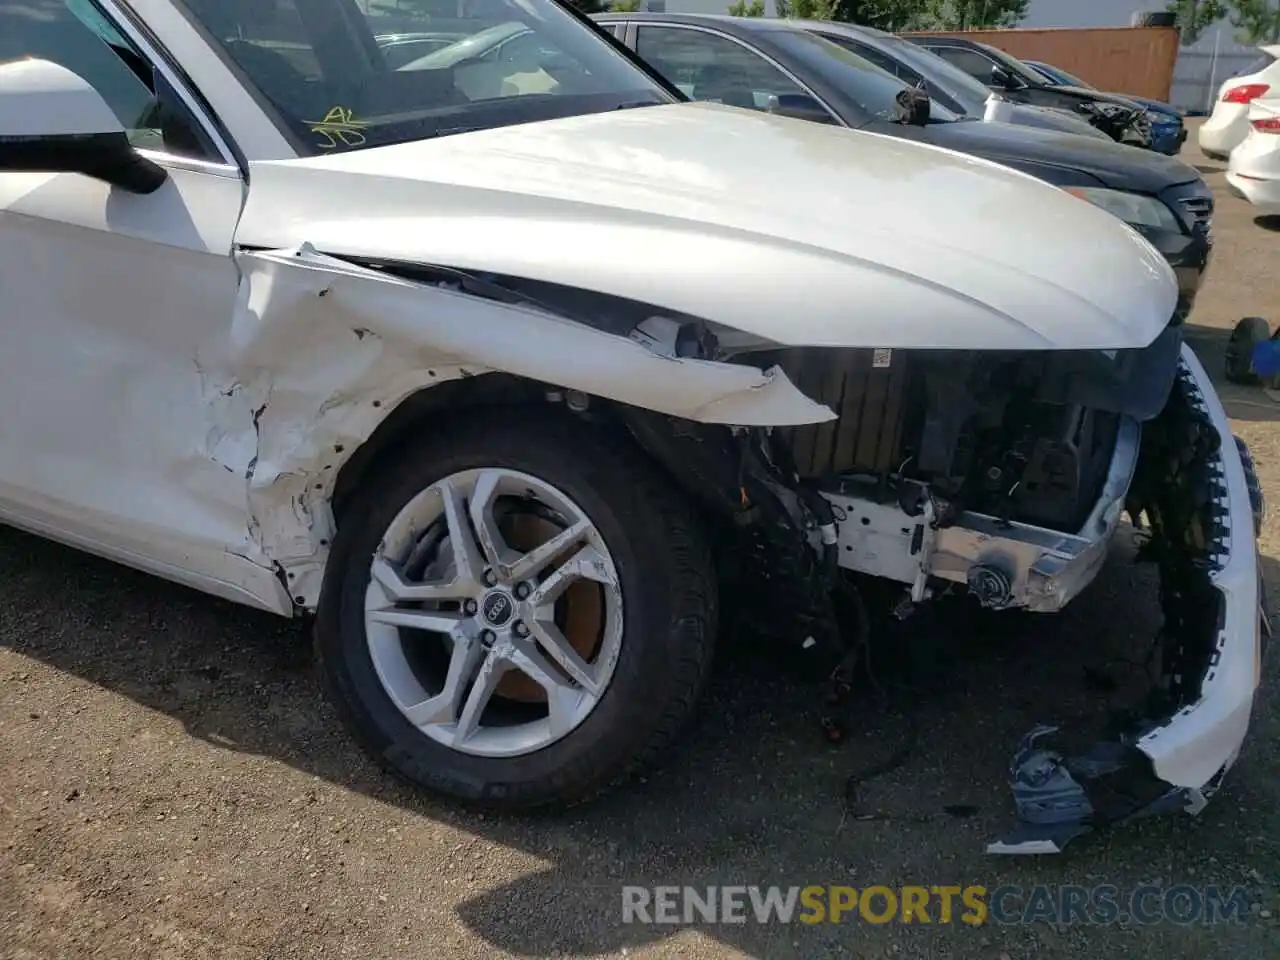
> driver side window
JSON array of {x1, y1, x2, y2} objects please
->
[
  {"x1": 635, "y1": 26, "x2": 810, "y2": 112},
  {"x1": 0, "y1": 0, "x2": 220, "y2": 162}
]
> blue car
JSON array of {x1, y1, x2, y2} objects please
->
[{"x1": 1023, "y1": 59, "x2": 1187, "y2": 155}]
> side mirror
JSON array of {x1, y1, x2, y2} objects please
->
[
  {"x1": 892, "y1": 85, "x2": 931, "y2": 126},
  {"x1": 990, "y1": 64, "x2": 1019, "y2": 90},
  {"x1": 0, "y1": 59, "x2": 166, "y2": 194},
  {"x1": 767, "y1": 93, "x2": 835, "y2": 124}
]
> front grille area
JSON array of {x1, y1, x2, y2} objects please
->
[
  {"x1": 1179, "y1": 196, "x2": 1214, "y2": 236},
  {"x1": 757, "y1": 348, "x2": 912, "y2": 478}
]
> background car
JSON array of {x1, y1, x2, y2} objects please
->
[
  {"x1": 792, "y1": 21, "x2": 1111, "y2": 141},
  {"x1": 906, "y1": 35, "x2": 1153, "y2": 148},
  {"x1": 1226, "y1": 96, "x2": 1280, "y2": 215},
  {"x1": 1022, "y1": 57, "x2": 1186, "y2": 155},
  {"x1": 595, "y1": 12, "x2": 1214, "y2": 320},
  {"x1": 1199, "y1": 45, "x2": 1280, "y2": 160}
]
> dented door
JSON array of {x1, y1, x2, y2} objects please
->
[{"x1": 0, "y1": 158, "x2": 289, "y2": 609}]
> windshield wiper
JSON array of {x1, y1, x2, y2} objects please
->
[{"x1": 614, "y1": 99, "x2": 663, "y2": 111}]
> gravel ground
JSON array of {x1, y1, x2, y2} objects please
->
[{"x1": 2, "y1": 127, "x2": 1280, "y2": 960}]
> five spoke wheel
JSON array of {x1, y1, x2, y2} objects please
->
[{"x1": 364, "y1": 468, "x2": 624, "y2": 758}]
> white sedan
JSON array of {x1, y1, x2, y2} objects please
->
[
  {"x1": 1199, "y1": 45, "x2": 1280, "y2": 159},
  {"x1": 1226, "y1": 96, "x2": 1280, "y2": 214},
  {"x1": 0, "y1": 0, "x2": 1264, "y2": 852}
]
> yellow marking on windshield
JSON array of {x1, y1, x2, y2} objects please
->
[{"x1": 308, "y1": 106, "x2": 368, "y2": 149}]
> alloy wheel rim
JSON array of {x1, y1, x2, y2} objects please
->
[{"x1": 364, "y1": 468, "x2": 624, "y2": 758}]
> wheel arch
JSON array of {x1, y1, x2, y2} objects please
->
[{"x1": 329, "y1": 371, "x2": 550, "y2": 526}]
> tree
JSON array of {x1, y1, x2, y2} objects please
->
[
  {"x1": 920, "y1": 0, "x2": 1029, "y2": 30},
  {"x1": 1228, "y1": 0, "x2": 1280, "y2": 43},
  {"x1": 609, "y1": 0, "x2": 643, "y2": 9},
  {"x1": 1164, "y1": 0, "x2": 1229, "y2": 44},
  {"x1": 786, "y1": 0, "x2": 838, "y2": 18},
  {"x1": 726, "y1": 0, "x2": 766, "y2": 14},
  {"x1": 565, "y1": 0, "x2": 605, "y2": 12},
  {"x1": 828, "y1": 0, "x2": 924, "y2": 30}
]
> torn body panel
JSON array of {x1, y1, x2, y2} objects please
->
[
  {"x1": 988, "y1": 346, "x2": 1265, "y2": 854},
  {"x1": 210, "y1": 244, "x2": 833, "y2": 608}
]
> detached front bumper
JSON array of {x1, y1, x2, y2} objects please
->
[
  {"x1": 989, "y1": 345, "x2": 1265, "y2": 854},
  {"x1": 1133, "y1": 347, "x2": 1264, "y2": 797}
]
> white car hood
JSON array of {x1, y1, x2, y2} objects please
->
[{"x1": 236, "y1": 102, "x2": 1176, "y2": 351}]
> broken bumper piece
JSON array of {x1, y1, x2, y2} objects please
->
[{"x1": 989, "y1": 346, "x2": 1265, "y2": 854}]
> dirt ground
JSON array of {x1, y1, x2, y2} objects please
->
[{"x1": 3, "y1": 126, "x2": 1280, "y2": 960}]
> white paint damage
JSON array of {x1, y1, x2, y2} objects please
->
[{"x1": 208, "y1": 244, "x2": 834, "y2": 608}]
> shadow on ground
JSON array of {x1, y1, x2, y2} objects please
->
[{"x1": 0, "y1": 510, "x2": 1276, "y2": 956}]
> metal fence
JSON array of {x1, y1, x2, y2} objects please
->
[{"x1": 1170, "y1": 49, "x2": 1269, "y2": 114}]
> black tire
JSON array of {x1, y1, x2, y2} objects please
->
[
  {"x1": 314, "y1": 411, "x2": 718, "y2": 809},
  {"x1": 1225, "y1": 316, "x2": 1272, "y2": 385}
]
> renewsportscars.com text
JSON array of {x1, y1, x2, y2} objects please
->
[{"x1": 620, "y1": 884, "x2": 1253, "y2": 926}]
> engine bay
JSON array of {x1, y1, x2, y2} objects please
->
[{"x1": 756, "y1": 329, "x2": 1182, "y2": 539}]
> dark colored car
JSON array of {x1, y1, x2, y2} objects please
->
[
  {"x1": 791, "y1": 21, "x2": 1111, "y2": 141},
  {"x1": 1022, "y1": 58, "x2": 1187, "y2": 155},
  {"x1": 907, "y1": 35, "x2": 1154, "y2": 148},
  {"x1": 593, "y1": 13, "x2": 1213, "y2": 320}
]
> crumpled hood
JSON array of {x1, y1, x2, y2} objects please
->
[
  {"x1": 926, "y1": 117, "x2": 1202, "y2": 193},
  {"x1": 235, "y1": 101, "x2": 1177, "y2": 351}
]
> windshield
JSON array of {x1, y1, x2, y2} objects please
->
[
  {"x1": 177, "y1": 0, "x2": 673, "y2": 154},
  {"x1": 770, "y1": 30, "x2": 958, "y2": 123}
]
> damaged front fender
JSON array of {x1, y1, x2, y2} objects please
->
[{"x1": 209, "y1": 244, "x2": 833, "y2": 608}]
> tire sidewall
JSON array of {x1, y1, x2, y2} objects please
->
[{"x1": 317, "y1": 420, "x2": 706, "y2": 804}]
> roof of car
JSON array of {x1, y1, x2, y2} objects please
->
[
  {"x1": 786, "y1": 19, "x2": 894, "y2": 40},
  {"x1": 591, "y1": 11, "x2": 797, "y2": 32},
  {"x1": 909, "y1": 35, "x2": 978, "y2": 47}
]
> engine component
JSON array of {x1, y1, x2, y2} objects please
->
[{"x1": 968, "y1": 563, "x2": 1014, "y2": 609}]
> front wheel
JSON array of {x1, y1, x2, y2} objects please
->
[{"x1": 315, "y1": 413, "x2": 717, "y2": 809}]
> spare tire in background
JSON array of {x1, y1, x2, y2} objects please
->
[{"x1": 1133, "y1": 11, "x2": 1178, "y2": 27}]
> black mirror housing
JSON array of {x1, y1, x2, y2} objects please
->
[
  {"x1": 892, "y1": 85, "x2": 931, "y2": 126},
  {"x1": 990, "y1": 64, "x2": 1019, "y2": 90},
  {"x1": 0, "y1": 131, "x2": 168, "y2": 193}
]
